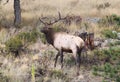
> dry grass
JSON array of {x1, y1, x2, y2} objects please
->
[
  {"x1": 0, "y1": 0, "x2": 119, "y2": 31},
  {"x1": 1, "y1": 0, "x2": 120, "y2": 19},
  {"x1": 0, "y1": 0, "x2": 119, "y2": 33},
  {"x1": 0, "y1": 28, "x2": 8, "y2": 43},
  {"x1": 0, "y1": 45, "x2": 103, "y2": 82},
  {"x1": 0, "y1": 0, "x2": 119, "y2": 43},
  {"x1": 0, "y1": 53, "x2": 42, "y2": 82}
]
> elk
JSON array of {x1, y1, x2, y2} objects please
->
[
  {"x1": 39, "y1": 13, "x2": 85, "y2": 75},
  {"x1": 76, "y1": 32, "x2": 95, "y2": 50},
  {"x1": 78, "y1": 32, "x2": 95, "y2": 60}
]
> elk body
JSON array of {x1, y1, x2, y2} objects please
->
[
  {"x1": 39, "y1": 13, "x2": 91, "y2": 75},
  {"x1": 41, "y1": 27, "x2": 84, "y2": 75}
]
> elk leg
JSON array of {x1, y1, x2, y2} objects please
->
[
  {"x1": 75, "y1": 48, "x2": 83, "y2": 76},
  {"x1": 54, "y1": 52, "x2": 60, "y2": 67},
  {"x1": 82, "y1": 49, "x2": 87, "y2": 63},
  {"x1": 72, "y1": 49, "x2": 80, "y2": 75},
  {"x1": 77, "y1": 49, "x2": 82, "y2": 75},
  {"x1": 60, "y1": 51, "x2": 64, "y2": 68},
  {"x1": 76, "y1": 54, "x2": 80, "y2": 75}
]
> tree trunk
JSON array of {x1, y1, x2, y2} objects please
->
[{"x1": 14, "y1": 0, "x2": 21, "y2": 26}]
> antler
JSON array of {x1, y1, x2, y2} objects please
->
[
  {"x1": 48, "y1": 12, "x2": 63, "y2": 25},
  {"x1": 39, "y1": 17, "x2": 49, "y2": 25},
  {"x1": 39, "y1": 12, "x2": 66, "y2": 25}
]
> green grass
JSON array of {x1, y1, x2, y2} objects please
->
[
  {"x1": 31, "y1": 64, "x2": 35, "y2": 82},
  {"x1": 93, "y1": 47, "x2": 120, "y2": 82},
  {"x1": 5, "y1": 29, "x2": 41, "y2": 56},
  {"x1": 99, "y1": 14, "x2": 120, "y2": 27},
  {"x1": 102, "y1": 29, "x2": 118, "y2": 39}
]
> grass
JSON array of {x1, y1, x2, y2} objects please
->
[
  {"x1": 5, "y1": 29, "x2": 42, "y2": 56},
  {"x1": 0, "y1": 0, "x2": 120, "y2": 21},
  {"x1": 0, "y1": 28, "x2": 8, "y2": 43},
  {"x1": 31, "y1": 64, "x2": 35, "y2": 82},
  {"x1": 0, "y1": 0, "x2": 120, "y2": 37},
  {"x1": 102, "y1": 29, "x2": 118, "y2": 39},
  {"x1": 93, "y1": 47, "x2": 120, "y2": 82}
]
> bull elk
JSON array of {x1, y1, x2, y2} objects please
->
[{"x1": 39, "y1": 12, "x2": 90, "y2": 75}]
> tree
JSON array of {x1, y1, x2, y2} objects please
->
[
  {"x1": 5, "y1": 0, "x2": 21, "y2": 26},
  {"x1": 14, "y1": 0, "x2": 21, "y2": 26}
]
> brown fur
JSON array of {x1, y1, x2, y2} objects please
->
[{"x1": 41, "y1": 27, "x2": 55, "y2": 45}]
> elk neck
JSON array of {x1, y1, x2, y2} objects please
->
[{"x1": 44, "y1": 29, "x2": 55, "y2": 45}]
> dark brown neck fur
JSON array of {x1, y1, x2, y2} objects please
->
[{"x1": 44, "y1": 29, "x2": 55, "y2": 45}]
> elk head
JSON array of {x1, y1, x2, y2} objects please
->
[
  {"x1": 41, "y1": 27, "x2": 54, "y2": 34},
  {"x1": 86, "y1": 33, "x2": 94, "y2": 50},
  {"x1": 79, "y1": 32, "x2": 94, "y2": 50},
  {"x1": 39, "y1": 12, "x2": 66, "y2": 33},
  {"x1": 79, "y1": 32, "x2": 87, "y2": 41}
]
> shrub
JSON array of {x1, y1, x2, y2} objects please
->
[
  {"x1": 53, "y1": 25, "x2": 68, "y2": 32},
  {"x1": 109, "y1": 41, "x2": 120, "y2": 46},
  {"x1": 39, "y1": 32, "x2": 46, "y2": 44},
  {"x1": 102, "y1": 29, "x2": 118, "y2": 39},
  {"x1": 64, "y1": 56, "x2": 76, "y2": 67},
  {"x1": 5, "y1": 37, "x2": 23, "y2": 56},
  {"x1": 93, "y1": 47, "x2": 120, "y2": 82},
  {"x1": 112, "y1": 14, "x2": 120, "y2": 26},
  {"x1": 50, "y1": 70, "x2": 65, "y2": 79},
  {"x1": 0, "y1": 72, "x2": 9, "y2": 82},
  {"x1": 17, "y1": 30, "x2": 40, "y2": 45},
  {"x1": 96, "y1": 2, "x2": 111, "y2": 10},
  {"x1": 5, "y1": 29, "x2": 41, "y2": 56},
  {"x1": 99, "y1": 14, "x2": 120, "y2": 27},
  {"x1": 31, "y1": 64, "x2": 35, "y2": 82}
]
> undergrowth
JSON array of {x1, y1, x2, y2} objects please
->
[
  {"x1": 93, "y1": 47, "x2": 120, "y2": 82},
  {"x1": 5, "y1": 29, "x2": 46, "y2": 56}
]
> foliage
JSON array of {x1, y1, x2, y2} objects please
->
[
  {"x1": 102, "y1": 29, "x2": 118, "y2": 39},
  {"x1": 39, "y1": 32, "x2": 46, "y2": 44},
  {"x1": 99, "y1": 14, "x2": 120, "y2": 27},
  {"x1": 17, "y1": 29, "x2": 40, "y2": 44},
  {"x1": 5, "y1": 37, "x2": 23, "y2": 55},
  {"x1": 53, "y1": 25, "x2": 68, "y2": 32},
  {"x1": 50, "y1": 70, "x2": 65, "y2": 79},
  {"x1": 64, "y1": 55, "x2": 76, "y2": 67},
  {"x1": 93, "y1": 47, "x2": 120, "y2": 82},
  {"x1": 31, "y1": 64, "x2": 35, "y2": 82},
  {"x1": 109, "y1": 41, "x2": 120, "y2": 46},
  {"x1": 96, "y1": 2, "x2": 111, "y2": 10},
  {"x1": 5, "y1": 29, "x2": 41, "y2": 56},
  {"x1": 0, "y1": 72, "x2": 9, "y2": 82}
]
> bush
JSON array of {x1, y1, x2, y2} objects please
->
[
  {"x1": 5, "y1": 37, "x2": 23, "y2": 56},
  {"x1": 96, "y1": 2, "x2": 111, "y2": 10},
  {"x1": 102, "y1": 30, "x2": 118, "y2": 39},
  {"x1": 5, "y1": 29, "x2": 41, "y2": 56},
  {"x1": 17, "y1": 30, "x2": 40, "y2": 44},
  {"x1": 52, "y1": 24, "x2": 68, "y2": 32},
  {"x1": 0, "y1": 72, "x2": 9, "y2": 82},
  {"x1": 50, "y1": 70, "x2": 65, "y2": 79},
  {"x1": 109, "y1": 41, "x2": 120, "y2": 46},
  {"x1": 39, "y1": 32, "x2": 46, "y2": 44},
  {"x1": 99, "y1": 14, "x2": 120, "y2": 27},
  {"x1": 64, "y1": 56, "x2": 76, "y2": 67},
  {"x1": 93, "y1": 47, "x2": 120, "y2": 82}
]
